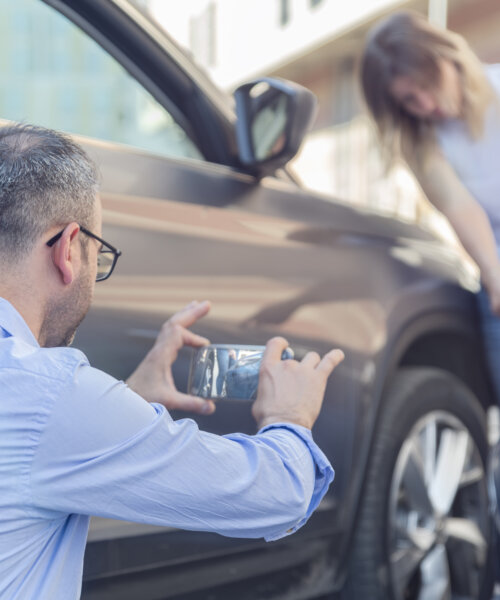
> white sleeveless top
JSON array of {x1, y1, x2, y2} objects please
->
[{"x1": 435, "y1": 64, "x2": 500, "y2": 247}]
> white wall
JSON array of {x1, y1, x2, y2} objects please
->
[{"x1": 148, "y1": 0, "x2": 408, "y2": 89}]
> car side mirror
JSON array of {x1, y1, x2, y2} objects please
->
[{"x1": 234, "y1": 78, "x2": 317, "y2": 176}]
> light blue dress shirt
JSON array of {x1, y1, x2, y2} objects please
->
[{"x1": 0, "y1": 298, "x2": 334, "y2": 599}]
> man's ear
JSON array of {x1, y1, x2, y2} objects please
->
[{"x1": 51, "y1": 223, "x2": 81, "y2": 285}]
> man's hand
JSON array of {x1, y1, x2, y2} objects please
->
[
  {"x1": 252, "y1": 337, "x2": 345, "y2": 431},
  {"x1": 126, "y1": 301, "x2": 215, "y2": 415}
]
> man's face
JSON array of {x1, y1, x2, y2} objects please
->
[{"x1": 42, "y1": 197, "x2": 102, "y2": 348}]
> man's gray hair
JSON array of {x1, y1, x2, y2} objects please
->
[{"x1": 0, "y1": 123, "x2": 99, "y2": 261}]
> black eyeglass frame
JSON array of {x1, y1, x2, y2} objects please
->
[{"x1": 46, "y1": 225, "x2": 122, "y2": 282}]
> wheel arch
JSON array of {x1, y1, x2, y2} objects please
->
[
  {"x1": 334, "y1": 307, "x2": 494, "y2": 588},
  {"x1": 398, "y1": 330, "x2": 493, "y2": 413}
]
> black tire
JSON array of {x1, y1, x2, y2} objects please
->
[{"x1": 342, "y1": 367, "x2": 494, "y2": 600}]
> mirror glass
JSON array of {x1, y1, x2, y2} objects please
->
[{"x1": 249, "y1": 83, "x2": 289, "y2": 161}]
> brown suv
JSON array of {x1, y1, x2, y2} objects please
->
[{"x1": 0, "y1": 1, "x2": 495, "y2": 598}]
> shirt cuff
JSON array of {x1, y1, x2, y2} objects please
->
[{"x1": 257, "y1": 422, "x2": 334, "y2": 541}]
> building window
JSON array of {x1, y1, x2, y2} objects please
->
[
  {"x1": 279, "y1": 0, "x2": 290, "y2": 26},
  {"x1": 0, "y1": 0, "x2": 203, "y2": 162}
]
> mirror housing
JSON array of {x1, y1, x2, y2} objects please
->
[{"x1": 234, "y1": 77, "x2": 317, "y2": 176}]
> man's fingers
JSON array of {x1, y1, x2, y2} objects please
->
[
  {"x1": 316, "y1": 349, "x2": 345, "y2": 377},
  {"x1": 301, "y1": 351, "x2": 321, "y2": 368},
  {"x1": 170, "y1": 300, "x2": 211, "y2": 328},
  {"x1": 168, "y1": 391, "x2": 216, "y2": 415},
  {"x1": 182, "y1": 329, "x2": 210, "y2": 348},
  {"x1": 262, "y1": 337, "x2": 289, "y2": 365}
]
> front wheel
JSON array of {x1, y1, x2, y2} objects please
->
[{"x1": 343, "y1": 367, "x2": 494, "y2": 600}]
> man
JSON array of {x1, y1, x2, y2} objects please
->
[{"x1": 0, "y1": 124, "x2": 344, "y2": 599}]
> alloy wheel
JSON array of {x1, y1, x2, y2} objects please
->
[{"x1": 388, "y1": 411, "x2": 489, "y2": 600}]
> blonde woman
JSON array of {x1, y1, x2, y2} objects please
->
[{"x1": 360, "y1": 10, "x2": 500, "y2": 402}]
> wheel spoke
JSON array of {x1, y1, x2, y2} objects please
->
[
  {"x1": 417, "y1": 544, "x2": 451, "y2": 600},
  {"x1": 459, "y1": 465, "x2": 484, "y2": 488},
  {"x1": 391, "y1": 523, "x2": 436, "y2": 598},
  {"x1": 444, "y1": 517, "x2": 487, "y2": 550},
  {"x1": 429, "y1": 429, "x2": 469, "y2": 515},
  {"x1": 402, "y1": 439, "x2": 434, "y2": 516},
  {"x1": 408, "y1": 526, "x2": 436, "y2": 552},
  {"x1": 395, "y1": 520, "x2": 436, "y2": 550},
  {"x1": 391, "y1": 545, "x2": 427, "y2": 599},
  {"x1": 422, "y1": 419, "x2": 437, "y2": 486}
]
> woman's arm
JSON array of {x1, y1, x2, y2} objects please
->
[{"x1": 410, "y1": 147, "x2": 500, "y2": 313}]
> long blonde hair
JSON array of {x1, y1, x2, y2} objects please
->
[{"x1": 360, "y1": 11, "x2": 495, "y2": 166}]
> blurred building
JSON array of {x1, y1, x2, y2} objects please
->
[
  {"x1": 146, "y1": 0, "x2": 500, "y2": 239},
  {"x1": 0, "y1": 0, "x2": 201, "y2": 161}
]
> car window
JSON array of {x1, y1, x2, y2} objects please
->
[{"x1": 0, "y1": 0, "x2": 204, "y2": 161}]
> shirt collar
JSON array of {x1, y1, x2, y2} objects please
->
[{"x1": 0, "y1": 297, "x2": 40, "y2": 348}]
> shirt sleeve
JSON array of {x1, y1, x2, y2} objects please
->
[
  {"x1": 29, "y1": 363, "x2": 334, "y2": 542},
  {"x1": 255, "y1": 423, "x2": 334, "y2": 540}
]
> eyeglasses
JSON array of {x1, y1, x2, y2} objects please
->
[{"x1": 46, "y1": 225, "x2": 122, "y2": 282}]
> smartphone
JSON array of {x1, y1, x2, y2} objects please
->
[{"x1": 188, "y1": 344, "x2": 294, "y2": 400}]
